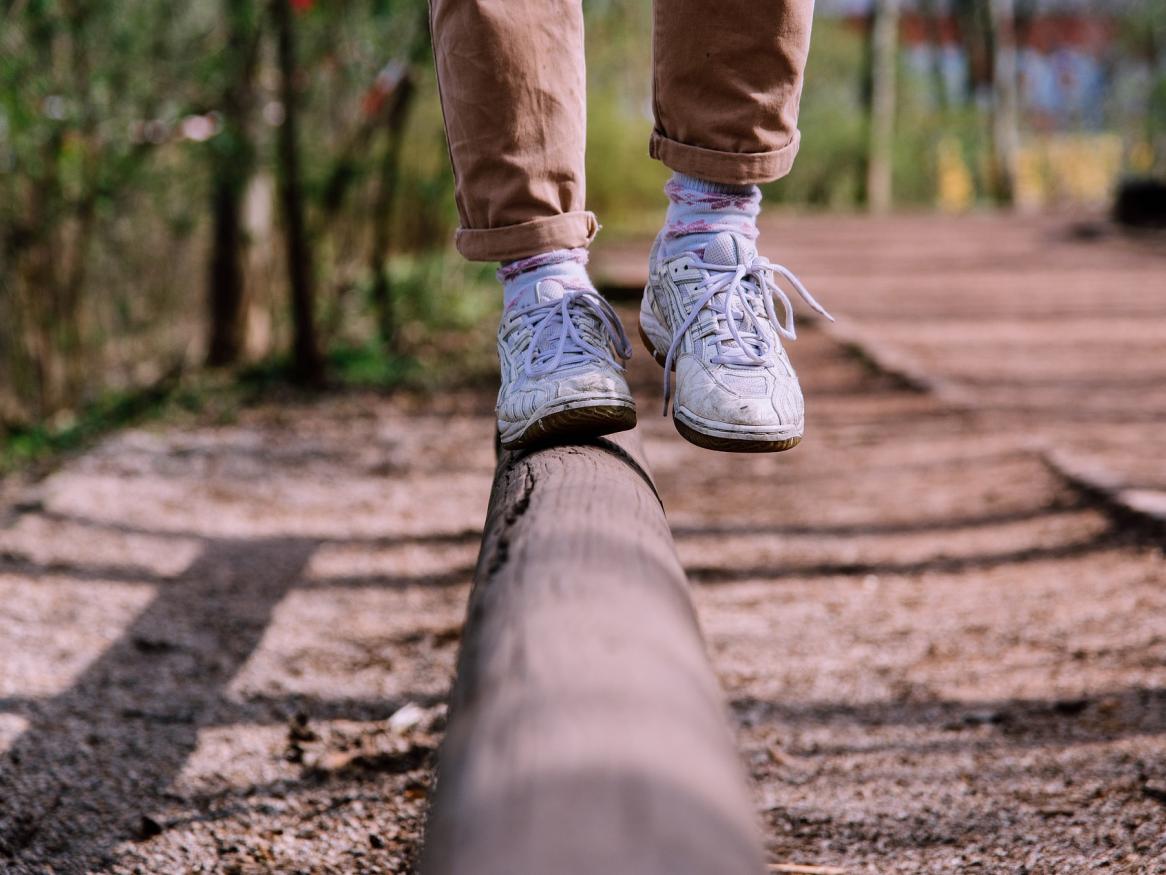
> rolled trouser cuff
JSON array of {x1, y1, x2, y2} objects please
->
[
  {"x1": 454, "y1": 211, "x2": 599, "y2": 262},
  {"x1": 649, "y1": 130, "x2": 802, "y2": 186}
]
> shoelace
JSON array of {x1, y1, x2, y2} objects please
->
[
  {"x1": 661, "y1": 255, "x2": 833, "y2": 413},
  {"x1": 508, "y1": 284, "x2": 633, "y2": 376}
]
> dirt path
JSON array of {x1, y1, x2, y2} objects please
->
[{"x1": 1, "y1": 216, "x2": 1164, "y2": 874}]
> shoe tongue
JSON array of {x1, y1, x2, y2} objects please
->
[
  {"x1": 534, "y1": 278, "x2": 568, "y2": 303},
  {"x1": 703, "y1": 231, "x2": 755, "y2": 267},
  {"x1": 702, "y1": 233, "x2": 762, "y2": 355}
]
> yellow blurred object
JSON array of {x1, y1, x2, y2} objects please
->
[
  {"x1": 936, "y1": 136, "x2": 974, "y2": 212},
  {"x1": 1128, "y1": 140, "x2": 1154, "y2": 174},
  {"x1": 1015, "y1": 134, "x2": 1123, "y2": 209},
  {"x1": 1016, "y1": 144, "x2": 1046, "y2": 211}
]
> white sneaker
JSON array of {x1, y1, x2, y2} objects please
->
[
  {"x1": 497, "y1": 280, "x2": 636, "y2": 450},
  {"x1": 639, "y1": 231, "x2": 832, "y2": 452}
]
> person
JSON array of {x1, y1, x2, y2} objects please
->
[{"x1": 430, "y1": 0, "x2": 832, "y2": 452}]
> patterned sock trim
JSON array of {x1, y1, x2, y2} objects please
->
[
  {"x1": 496, "y1": 247, "x2": 590, "y2": 283},
  {"x1": 662, "y1": 219, "x2": 760, "y2": 241},
  {"x1": 664, "y1": 178, "x2": 761, "y2": 212}
]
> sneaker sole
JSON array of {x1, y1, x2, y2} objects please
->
[
  {"x1": 500, "y1": 401, "x2": 637, "y2": 451},
  {"x1": 639, "y1": 302, "x2": 802, "y2": 454},
  {"x1": 673, "y1": 416, "x2": 801, "y2": 453}
]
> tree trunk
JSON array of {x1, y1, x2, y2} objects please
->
[
  {"x1": 369, "y1": 71, "x2": 415, "y2": 352},
  {"x1": 273, "y1": 0, "x2": 324, "y2": 385},
  {"x1": 989, "y1": 0, "x2": 1021, "y2": 206},
  {"x1": 919, "y1": 0, "x2": 948, "y2": 115},
  {"x1": 207, "y1": 174, "x2": 250, "y2": 366},
  {"x1": 867, "y1": 0, "x2": 900, "y2": 214},
  {"x1": 207, "y1": 0, "x2": 259, "y2": 367}
]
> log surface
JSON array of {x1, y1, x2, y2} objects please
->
[{"x1": 421, "y1": 431, "x2": 764, "y2": 875}]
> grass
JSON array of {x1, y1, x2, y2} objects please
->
[
  {"x1": 0, "y1": 376, "x2": 188, "y2": 475},
  {"x1": 0, "y1": 347, "x2": 419, "y2": 475},
  {"x1": 1, "y1": 309, "x2": 499, "y2": 478}
]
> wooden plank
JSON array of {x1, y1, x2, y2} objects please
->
[{"x1": 421, "y1": 429, "x2": 764, "y2": 875}]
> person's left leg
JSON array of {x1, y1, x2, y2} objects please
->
[
  {"x1": 640, "y1": 0, "x2": 832, "y2": 453},
  {"x1": 430, "y1": 0, "x2": 635, "y2": 449}
]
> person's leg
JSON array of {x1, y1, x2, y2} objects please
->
[
  {"x1": 430, "y1": 0, "x2": 634, "y2": 448},
  {"x1": 430, "y1": 0, "x2": 596, "y2": 262},
  {"x1": 649, "y1": 0, "x2": 813, "y2": 185},
  {"x1": 640, "y1": 0, "x2": 831, "y2": 453}
]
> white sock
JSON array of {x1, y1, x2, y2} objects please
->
[
  {"x1": 498, "y1": 248, "x2": 592, "y2": 310},
  {"x1": 657, "y1": 173, "x2": 761, "y2": 259}
]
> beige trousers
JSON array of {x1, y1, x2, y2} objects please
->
[{"x1": 430, "y1": 0, "x2": 815, "y2": 262}]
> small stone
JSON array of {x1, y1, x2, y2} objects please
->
[
  {"x1": 131, "y1": 815, "x2": 164, "y2": 841},
  {"x1": 1143, "y1": 782, "x2": 1166, "y2": 805},
  {"x1": 388, "y1": 702, "x2": 427, "y2": 734}
]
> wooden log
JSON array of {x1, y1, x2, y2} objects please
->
[{"x1": 421, "y1": 430, "x2": 765, "y2": 875}]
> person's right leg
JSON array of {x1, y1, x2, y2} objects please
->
[
  {"x1": 641, "y1": 0, "x2": 832, "y2": 453},
  {"x1": 430, "y1": 0, "x2": 634, "y2": 449}
]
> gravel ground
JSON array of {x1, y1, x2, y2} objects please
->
[{"x1": 1, "y1": 216, "x2": 1164, "y2": 874}]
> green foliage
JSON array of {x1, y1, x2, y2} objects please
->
[
  {"x1": 585, "y1": 97, "x2": 669, "y2": 237},
  {"x1": 1098, "y1": 0, "x2": 1166, "y2": 176},
  {"x1": 391, "y1": 68, "x2": 462, "y2": 251},
  {"x1": 326, "y1": 343, "x2": 419, "y2": 387},
  {"x1": 379, "y1": 251, "x2": 501, "y2": 387},
  {"x1": 0, "y1": 0, "x2": 217, "y2": 421},
  {"x1": 0, "y1": 245, "x2": 504, "y2": 468},
  {"x1": 0, "y1": 377, "x2": 182, "y2": 474},
  {"x1": 582, "y1": 0, "x2": 669, "y2": 236},
  {"x1": 767, "y1": 20, "x2": 869, "y2": 209},
  {"x1": 386, "y1": 251, "x2": 498, "y2": 330}
]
